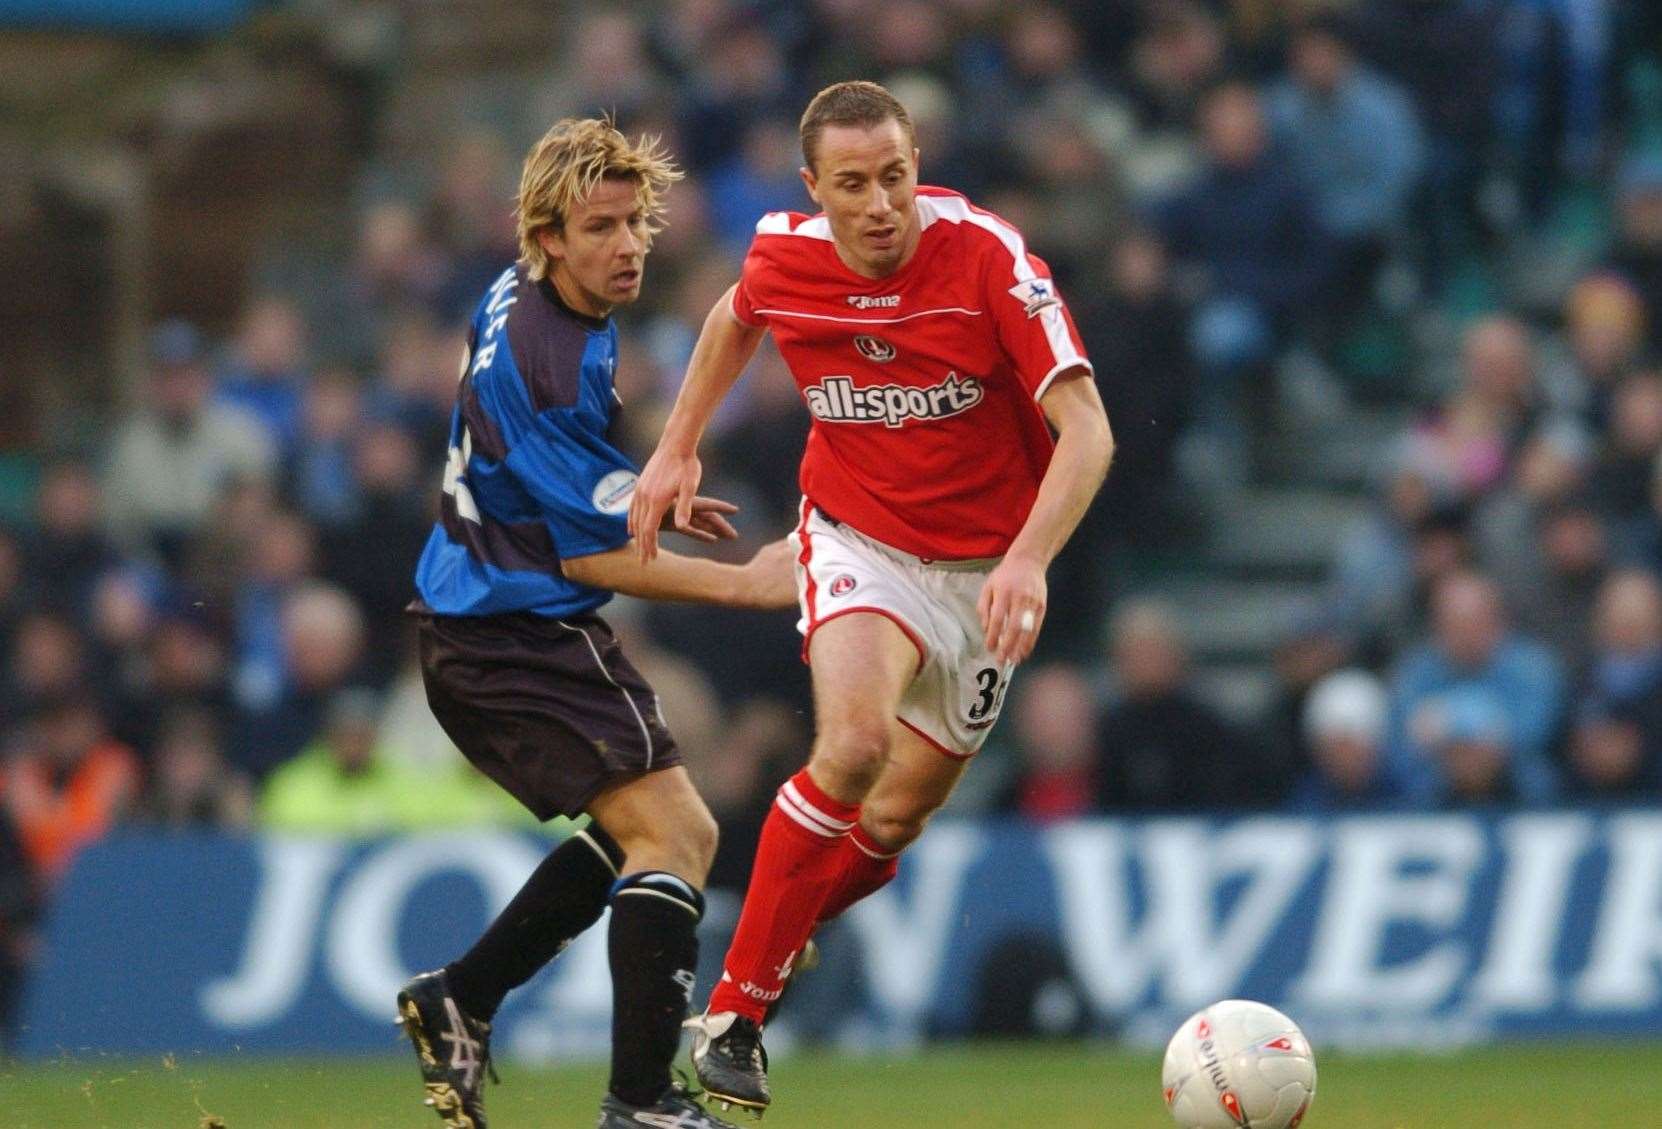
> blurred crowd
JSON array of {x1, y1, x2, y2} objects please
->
[{"x1": 3, "y1": 0, "x2": 1662, "y2": 1040}]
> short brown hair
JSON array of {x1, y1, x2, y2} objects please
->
[
  {"x1": 516, "y1": 116, "x2": 682, "y2": 281},
  {"x1": 799, "y1": 80, "x2": 915, "y2": 171}
]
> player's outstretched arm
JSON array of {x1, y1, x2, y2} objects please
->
[
  {"x1": 978, "y1": 372, "x2": 1114, "y2": 665},
  {"x1": 561, "y1": 537, "x2": 795, "y2": 609},
  {"x1": 629, "y1": 284, "x2": 766, "y2": 561}
]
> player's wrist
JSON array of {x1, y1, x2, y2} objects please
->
[
  {"x1": 1001, "y1": 546, "x2": 1050, "y2": 571},
  {"x1": 656, "y1": 417, "x2": 705, "y2": 455}
]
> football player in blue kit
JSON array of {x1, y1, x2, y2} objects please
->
[{"x1": 396, "y1": 117, "x2": 793, "y2": 1129}]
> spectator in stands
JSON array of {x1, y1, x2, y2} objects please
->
[
  {"x1": 1126, "y1": 2, "x2": 1227, "y2": 146},
  {"x1": 986, "y1": 10, "x2": 1131, "y2": 273},
  {"x1": 537, "y1": 12, "x2": 665, "y2": 141},
  {"x1": 319, "y1": 419, "x2": 430, "y2": 686},
  {"x1": 1078, "y1": 230, "x2": 1193, "y2": 547},
  {"x1": 1157, "y1": 79, "x2": 1332, "y2": 487},
  {"x1": 102, "y1": 321, "x2": 275, "y2": 567},
  {"x1": 1096, "y1": 598, "x2": 1276, "y2": 811},
  {"x1": 1594, "y1": 373, "x2": 1662, "y2": 527},
  {"x1": 882, "y1": 72, "x2": 978, "y2": 201},
  {"x1": 697, "y1": 699, "x2": 804, "y2": 896},
  {"x1": 1330, "y1": 455, "x2": 1477, "y2": 663},
  {"x1": 86, "y1": 568, "x2": 164, "y2": 737},
  {"x1": 230, "y1": 508, "x2": 317, "y2": 719},
  {"x1": 26, "y1": 459, "x2": 121, "y2": 622},
  {"x1": 711, "y1": 343, "x2": 813, "y2": 534},
  {"x1": 0, "y1": 692, "x2": 139, "y2": 881},
  {"x1": 1566, "y1": 569, "x2": 1662, "y2": 797},
  {"x1": 1386, "y1": 571, "x2": 1564, "y2": 805},
  {"x1": 1350, "y1": 0, "x2": 1499, "y2": 287},
  {"x1": 1290, "y1": 669, "x2": 1397, "y2": 811},
  {"x1": 1266, "y1": 15, "x2": 1423, "y2": 332},
  {"x1": 1000, "y1": 664, "x2": 1100, "y2": 823},
  {"x1": 1543, "y1": 273, "x2": 1649, "y2": 436},
  {"x1": 334, "y1": 200, "x2": 450, "y2": 362},
  {"x1": 136, "y1": 707, "x2": 253, "y2": 828},
  {"x1": 1475, "y1": 426, "x2": 1608, "y2": 673},
  {"x1": 232, "y1": 582, "x2": 366, "y2": 780},
  {"x1": 258, "y1": 687, "x2": 427, "y2": 834},
  {"x1": 429, "y1": 129, "x2": 521, "y2": 318},
  {"x1": 1398, "y1": 317, "x2": 1537, "y2": 505},
  {"x1": 120, "y1": 608, "x2": 234, "y2": 760},
  {"x1": 1419, "y1": 685, "x2": 1520, "y2": 805},
  {"x1": 676, "y1": 12, "x2": 793, "y2": 171},
  {"x1": 214, "y1": 294, "x2": 311, "y2": 458},
  {"x1": 1607, "y1": 154, "x2": 1662, "y2": 354},
  {"x1": 705, "y1": 119, "x2": 806, "y2": 251},
  {"x1": 1522, "y1": 497, "x2": 1610, "y2": 679},
  {"x1": 2, "y1": 612, "x2": 95, "y2": 725},
  {"x1": 288, "y1": 364, "x2": 363, "y2": 527},
  {"x1": 261, "y1": 685, "x2": 522, "y2": 832},
  {"x1": 375, "y1": 657, "x2": 463, "y2": 774},
  {"x1": 1265, "y1": 603, "x2": 1356, "y2": 777},
  {"x1": 367, "y1": 312, "x2": 456, "y2": 464}
]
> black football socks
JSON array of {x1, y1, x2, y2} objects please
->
[
  {"x1": 606, "y1": 871, "x2": 705, "y2": 1107},
  {"x1": 444, "y1": 825, "x2": 625, "y2": 1021}
]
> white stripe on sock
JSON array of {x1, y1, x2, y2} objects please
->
[
  {"x1": 773, "y1": 794, "x2": 848, "y2": 838},
  {"x1": 781, "y1": 779, "x2": 853, "y2": 832},
  {"x1": 851, "y1": 833, "x2": 900, "y2": 860},
  {"x1": 573, "y1": 829, "x2": 620, "y2": 877},
  {"x1": 614, "y1": 887, "x2": 701, "y2": 917}
]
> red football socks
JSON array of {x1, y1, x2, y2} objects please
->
[
  {"x1": 707, "y1": 770, "x2": 859, "y2": 1021},
  {"x1": 816, "y1": 823, "x2": 901, "y2": 925}
]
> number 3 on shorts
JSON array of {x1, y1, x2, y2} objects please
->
[{"x1": 963, "y1": 665, "x2": 1011, "y2": 731}]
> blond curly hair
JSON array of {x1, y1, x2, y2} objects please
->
[{"x1": 516, "y1": 116, "x2": 682, "y2": 281}]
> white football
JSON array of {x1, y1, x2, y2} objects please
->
[{"x1": 1161, "y1": 1000, "x2": 1316, "y2": 1129}]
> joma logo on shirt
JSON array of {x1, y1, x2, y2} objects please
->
[
  {"x1": 804, "y1": 373, "x2": 984, "y2": 429},
  {"x1": 846, "y1": 294, "x2": 901, "y2": 309}
]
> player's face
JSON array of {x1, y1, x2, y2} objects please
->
[
  {"x1": 802, "y1": 118, "x2": 920, "y2": 279},
  {"x1": 539, "y1": 176, "x2": 651, "y2": 318}
]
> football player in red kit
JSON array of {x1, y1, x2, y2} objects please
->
[{"x1": 630, "y1": 80, "x2": 1114, "y2": 1113}]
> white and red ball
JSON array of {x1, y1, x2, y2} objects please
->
[{"x1": 1161, "y1": 1000, "x2": 1316, "y2": 1129}]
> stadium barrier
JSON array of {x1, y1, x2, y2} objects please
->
[{"x1": 20, "y1": 810, "x2": 1662, "y2": 1058}]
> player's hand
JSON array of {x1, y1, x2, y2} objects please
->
[
  {"x1": 629, "y1": 448, "x2": 703, "y2": 562},
  {"x1": 667, "y1": 495, "x2": 740, "y2": 543},
  {"x1": 734, "y1": 538, "x2": 798, "y2": 608},
  {"x1": 978, "y1": 553, "x2": 1047, "y2": 665}
]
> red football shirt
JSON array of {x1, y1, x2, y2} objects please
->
[{"x1": 731, "y1": 186, "x2": 1093, "y2": 560}]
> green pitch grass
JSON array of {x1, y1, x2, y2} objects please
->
[{"x1": 9, "y1": 1042, "x2": 1661, "y2": 1128}]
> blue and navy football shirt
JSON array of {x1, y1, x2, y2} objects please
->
[{"x1": 414, "y1": 265, "x2": 638, "y2": 618}]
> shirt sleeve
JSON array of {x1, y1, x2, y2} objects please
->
[
  {"x1": 503, "y1": 408, "x2": 635, "y2": 560},
  {"x1": 729, "y1": 237, "x2": 769, "y2": 328},
  {"x1": 984, "y1": 244, "x2": 1093, "y2": 401}
]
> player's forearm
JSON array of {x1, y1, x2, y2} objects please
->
[
  {"x1": 1006, "y1": 390, "x2": 1114, "y2": 567},
  {"x1": 659, "y1": 288, "x2": 765, "y2": 453},
  {"x1": 560, "y1": 542, "x2": 784, "y2": 608}
]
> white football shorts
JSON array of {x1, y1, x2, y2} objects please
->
[{"x1": 788, "y1": 499, "x2": 1013, "y2": 757}]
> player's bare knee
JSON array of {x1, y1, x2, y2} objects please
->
[
  {"x1": 685, "y1": 804, "x2": 720, "y2": 875},
  {"x1": 863, "y1": 807, "x2": 929, "y2": 852},
  {"x1": 813, "y1": 720, "x2": 891, "y2": 796},
  {"x1": 653, "y1": 802, "x2": 718, "y2": 880}
]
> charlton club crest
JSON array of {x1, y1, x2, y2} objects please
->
[
  {"x1": 830, "y1": 574, "x2": 858, "y2": 597},
  {"x1": 854, "y1": 334, "x2": 897, "y2": 363}
]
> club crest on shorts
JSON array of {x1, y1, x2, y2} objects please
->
[
  {"x1": 829, "y1": 574, "x2": 857, "y2": 597},
  {"x1": 854, "y1": 334, "x2": 897, "y2": 363}
]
